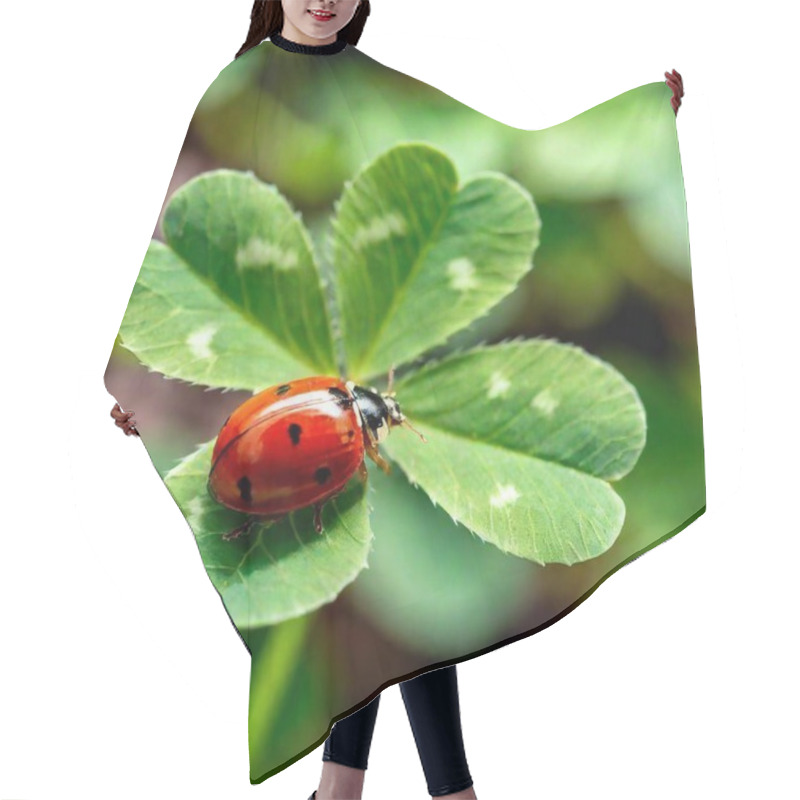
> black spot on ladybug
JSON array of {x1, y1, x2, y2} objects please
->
[
  {"x1": 288, "y1": 423, "x2": 302, "y2": 446},
  {"x1": 328, "y1": 386, "x2": 353, "y2": 409},
  {"x1": 348, "y1": 429, "x2": 355, "y2": 439},
  {"x1": 237, "y1": 476, "x2": 252, "y2": 504},
  {"x1": 314, "y1": 466, "x2": 332, "y2": 485},
  {"x1": 276, "y1": 384, "x2": 292, "y2": 395}
]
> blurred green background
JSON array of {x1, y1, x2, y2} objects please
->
[{"x1": 104, "y1": 46, "x2": 704, "y2": 779}]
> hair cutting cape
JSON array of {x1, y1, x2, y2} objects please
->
[{"x1": 104, "y1": 35, "x2": 705, "y2": 784}]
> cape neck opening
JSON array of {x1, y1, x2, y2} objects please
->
[{"x1": 270, "y1": 31, "x2": 348, "y2": 55}]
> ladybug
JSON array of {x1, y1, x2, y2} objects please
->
[{"x1": 207, "y1": 371, "x2": 425, "y2": 539}]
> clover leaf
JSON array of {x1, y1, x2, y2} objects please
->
[
  {"x1": 116, "y1": 143, "x2": 647, "y2": 628},
  {"x1": 164, "y1": 441, "x2": 371, "y2": 627},
  {"x1": 120, "y1": 170, "x2": 337, "y2": 391},
  {"x1": 328, "y1": 143, "x2": 541, "y2": 381},
  {"x1": 383, "y1": 339, "x2": 646, "y2": 565}
]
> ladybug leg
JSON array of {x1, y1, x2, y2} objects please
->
[
  {"x1": 365, "y1": 441, "x2": 392, "y2": 476},
  {"x1": 313, "y1": 502, "x2": 325, "y2": 534},
  {"x1": 357, "y1": 460, "x2": 369, "y2": 483},
  {"x1": 222, "y1": 517, "x2": 255, "y2": 541}
]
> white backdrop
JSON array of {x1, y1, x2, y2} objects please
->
[{"x1": 1, "y1": 1, "x2": 797, "y2": 798}]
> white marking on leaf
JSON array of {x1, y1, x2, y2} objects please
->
[
  {"x1": 487, "y1": 371, "x2": 511, "y2": 399},
  {"x1": 186, "y1": 496, "x2": 205, "y2": 529},
  {"x1": 187, "y1": 324, "x2": 217, "y2": 360},
  {"x1": 490, "y1": 484, "x2": 521, "y2": 508},
  {"x1": 447, "y1": 258, "x2": 477, "y2": 291},
  {"x1": 236, "y1": 236, "x2": 299, "y2": 271},
  {"x1": 531, "y1": 388, "x2": 560, "y2": 416},
  {"x1": 351, "y1": 211, "x2": 407, "y2": 250}
]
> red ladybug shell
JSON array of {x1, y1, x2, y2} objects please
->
[{"x1": 208, "y1": 377, "x2": 364, "y2": 517}]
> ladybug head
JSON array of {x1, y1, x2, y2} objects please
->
[
  {"x1": 350, "y1": 384, "x2": 426, "y2": 445},
  {"x1": 383, "y1": 394, "x2": 405, "y2": 427},
  {"x1": 380, "y1": 365, "x2": 425, "y2": 441},
  {"x1": 384, "y1": 394, "x2": 426, "y2": 442}
]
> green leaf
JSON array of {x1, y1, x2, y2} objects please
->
[
  {"x1": 350, "y1": 461, "x2": 535, "y2": 656},
  {"x1": 164, "y1": 440, "x2": 373, "y2": 628},
  {"x1": 329, "y1": 143, "x2": 541, "y2": 382},
  {"x1": 383, "y1": 340, "x2": 647, "y2": 565},
  {"x1": 119, "y1": 169, "x2": 338, "y2": 391}
]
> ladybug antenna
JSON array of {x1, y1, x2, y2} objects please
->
[
  {"x1": 387, "y1": 364, "x2": 396, "y2": 396},
  {"x1": 402, "y1": 417, "x2": 427, "y2": 443}
]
